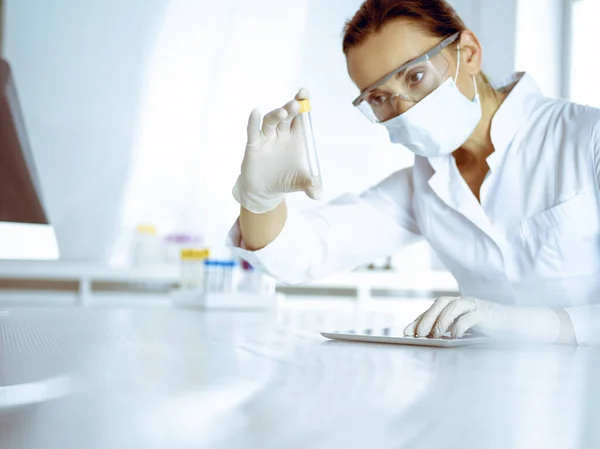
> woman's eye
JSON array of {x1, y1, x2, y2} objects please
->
[{"x1": 407, "y1": 71, "x2": 425, "y2": 86}]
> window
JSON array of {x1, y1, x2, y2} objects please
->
[{"x1": 569, "y1": 0, "x2": 600, "y2": 106}]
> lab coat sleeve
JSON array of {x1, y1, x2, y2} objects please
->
[
  {"x1": 564, "y1": 119, "x2": 600, "y2": 345},
  {"x1": 227, "y1": 167, "x2": 422, "y2": 284}
]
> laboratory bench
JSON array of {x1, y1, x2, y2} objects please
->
[{"x1": 0, "y1": 301, "x2": 599, "y2": 449}]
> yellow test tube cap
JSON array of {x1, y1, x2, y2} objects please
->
[
  {"x1": 298, "y1": 99, "x2": 312, "y2": 113},
  {"x1": 180, "y1": 248, "x2": 210, "y2": 260},
  {"x1": 136, "y1": 224, "x2": 157, "y2": 235}
]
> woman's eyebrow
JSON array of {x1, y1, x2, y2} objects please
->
[
  {"x1": 368, "y1": 54, "x2": 424, "y2": 91},
  {"x1": 366, "y1": 66, "x2": 412, "y2": 95}
]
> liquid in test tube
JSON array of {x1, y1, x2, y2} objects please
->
[{"x1": 297, "y1": 99, "x2": 322, "y2": 192}]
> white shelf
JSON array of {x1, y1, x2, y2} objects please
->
[
  {"x1": 0, "y1": 260, "x2": 179, "y2": 282},
  {"x1": 0, "y1": 260, "x2": 458, "y2": 306}
]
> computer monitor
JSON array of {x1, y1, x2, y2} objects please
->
[{"x1": 0, "y1": 59, "x2": 59, "y2": 259}]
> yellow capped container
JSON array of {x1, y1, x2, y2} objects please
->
[
  {"x1": 180, "y1": 248, "x2": 210, "y2": 290},
  {"x1": 132, "y1": 224, "x2": 160, "y2": 267},
  {"x1": 136, "y1": 224, "x2": 157, "y2": 235},
  {"x1": 297, "y1": 98, "x2": 322, "y2": 191}
]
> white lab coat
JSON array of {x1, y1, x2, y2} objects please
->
[{"x1": 229, "y1": 73, "x2": 600, "y2": 345}]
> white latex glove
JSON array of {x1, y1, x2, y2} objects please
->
[
  {"x1": 232, "y1": 88, "x2": 322, "y2": 214},
  {"x1": 403, "y1": 296, "x2": 561, "y2": 344}
]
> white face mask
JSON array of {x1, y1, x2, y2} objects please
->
[{"x1": 382, "y1": 48, "x2": 482, "y2": 158}]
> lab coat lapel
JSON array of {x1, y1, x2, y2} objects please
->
[{"x1": 427, "y1": 156, "x2": 501, "y2": 243}]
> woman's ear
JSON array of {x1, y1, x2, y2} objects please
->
[{"x1": 458, "y1": 30, "x2": 483, "y2": 76}]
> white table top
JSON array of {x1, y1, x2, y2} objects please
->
[{"x1": 0, "y1": 301, "x2": 598, "y2": 449}]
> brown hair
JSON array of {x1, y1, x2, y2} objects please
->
[
  {"x1": 342, "y1": 0, "x2": 495, "y2": 99},
  {"x1": 343, "y1": 0, "x2": 466, "y2": 54}
]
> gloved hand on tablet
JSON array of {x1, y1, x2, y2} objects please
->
[{"x1": 403, "y1": 296, "x2": 565, "y2": 344}]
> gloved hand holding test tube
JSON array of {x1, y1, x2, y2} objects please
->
[{"x1": 232, "y1": 88, "x2": 323, "y2": 214}]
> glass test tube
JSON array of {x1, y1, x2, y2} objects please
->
[
  {"x1": 202, "y1": 260, "x2": 239, "y2": 294},
  {"x1": 215, "y1": 261, "x2": 224, "y2": 292},
  {"x1": 297, "y1": 99, "x2": 322, "y2": 190},
  {"x1": 221, "y1": 261, "x2": 236, "y2": 294},
  {"x1": 203, "y1": 260, "x2": 217, "y2": 293}
]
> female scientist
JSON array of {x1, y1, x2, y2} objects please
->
[{"x1": 229, "y1": 0, "x2": 600, "y2": 345}]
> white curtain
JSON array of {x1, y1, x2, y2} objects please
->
[{"x1": 111, "y1": 0, "x2": 313, "y2": 264}]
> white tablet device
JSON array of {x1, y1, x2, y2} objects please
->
[{"x1": 321, "y1": 327, "x2": 488, "y2": 348}]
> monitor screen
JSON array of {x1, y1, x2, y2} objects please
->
[
  {"x1": 0, "y1": 59, "x2": 48, "y2": 224},
  {"x1": 0, "y1": 59, "x2": 58, "y2": 259}
]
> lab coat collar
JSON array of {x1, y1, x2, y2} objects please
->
[
  {"x1": 427, "y1": 72, "x2": 542, "y2": 174},
  {"x1": 427, "y1": 154, "x2": 496, "y2": 235},
  {"x1": 486, "y1": 72, "x2": 542, "y2": 170}
]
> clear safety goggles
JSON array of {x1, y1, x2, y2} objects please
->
[{"x1": 352, "y1": 32, "x2": 460, "y2": 123}]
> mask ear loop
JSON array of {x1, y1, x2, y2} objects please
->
[
  {"x1": 455, "y1": 43, "x2": 479, "y2": 100},
  {"x1": 454, "y1": 45, "x2": 461, "y2": 82}
]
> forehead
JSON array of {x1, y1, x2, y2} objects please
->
[{"x1": 346, "y1": 19, "x2": 444, "y2": 92}]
